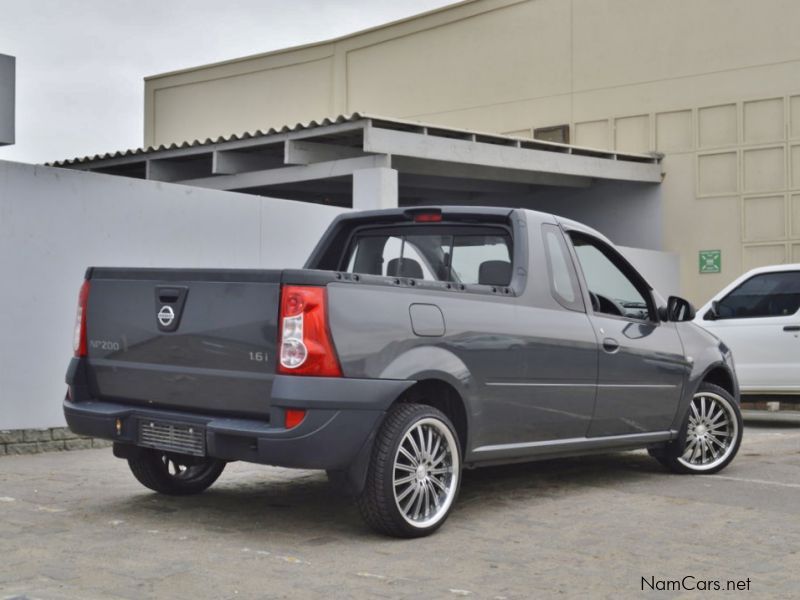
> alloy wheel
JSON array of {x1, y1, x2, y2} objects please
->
[
  {"x1": 159, "y1": 453, "x2": 217, "y2": 482},
  {"x1": 392, "y1": 417, "x2": 460, "y2": 529},
  {"x1": 677, "y1": 392, "x2": 739, "y2": 472}
]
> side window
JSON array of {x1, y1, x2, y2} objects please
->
[
  {"x1": 715, "y1": 271, "x2": 800, "y2": 319},
  {"x1": 542, "y1": 225, "x2": 584, "y2": 312},
  {"x1": 570, "y1": 234, "x2": 652, "y2": 321}
]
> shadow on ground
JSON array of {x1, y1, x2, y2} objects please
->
[{"x1": 96, "y1": 450, "x2": 666, "y2": 539}]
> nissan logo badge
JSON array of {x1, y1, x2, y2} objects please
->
[{"x1": 158, "y1": 305, "x2": 175, "y2": 327}]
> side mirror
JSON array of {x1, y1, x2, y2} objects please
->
[
  {"x1": 666, "y1": 296, "x2": 696, "y2": 322},
  {"x1": 704, "y1": 300, "x2": 721, "y2": 321}
]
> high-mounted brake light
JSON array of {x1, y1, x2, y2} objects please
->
[
  {"x1": 73, "y1": 279, "x2": 90, "y2": 357},
  {"x1": 413, "y1": 212, "x2": 443, "y2": 223},
  {"x1": 278, "y1": 286, "x2": 342, "y2": 377}
]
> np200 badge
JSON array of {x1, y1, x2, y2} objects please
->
[{"x1": 157, "y1": 305, "x2": 175, "y2": 327}]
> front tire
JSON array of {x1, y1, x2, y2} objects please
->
[
  {"x1": 127, "y1": 449, "x2": 225, "y2": 495},
  {"x1": 357, "y1": 403, "x2": 462, "y2": 538},
  {"x1": 657, "y1": 383, "x2": 743, "y2": 475}
]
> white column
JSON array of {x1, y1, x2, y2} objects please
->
[{"x1": 352, "y1": 167, "x2": 398, "y2": 210}]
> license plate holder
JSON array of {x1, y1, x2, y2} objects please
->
[{"x1": 138, "y1": 419, "x2": 206, "y2": 456}]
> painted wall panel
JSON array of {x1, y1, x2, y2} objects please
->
[
  {"x1": 698, "y1": 151, "x2": 737, "y2": 196},
  {"x1": 345, "y1": 0, "x2": 571, "y2": 118},
  {"x1": 152, "y1": 57, "x2": 333, "y2": 146},
  {"x1": 742, "y1": 146, "x2": 785, "y2": 193},
  {"x1": 792, "y1": 193, "x2": 800, "y2": 238},
  {"x1": 656, "y1": 110, "x2": 692, "y2": 153},
  {"x1": 742, "y1": 195, "x2": 787, "y2": 241},
  {"x1": 791, "y1": 144, "x2": 800, "y2": 188},
  {"x1": 574, "y1": 120, "x2": 609, "y2": 149},
  {"x1": 614, "y1": 115, "x2": 650, "y2": 154},
  {"x1": 698, "y1": 104, "x2": 738, "y2": 149},
  {"x1": 743, "y1": 97, "x2": 784, "y2": 144},
  {"x1": 572, "y1": 0, "x2": 800, "y2": 92},
  {"x1": 791, "y1": 95, "x2": 800, "y2": 139},
  {"x1": 743, "y1": 244, "x2": 787, "y2": 270}
]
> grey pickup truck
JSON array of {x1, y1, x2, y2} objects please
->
[{"x1": 65, "y1": 206, "x2": 743, "y2": 537}]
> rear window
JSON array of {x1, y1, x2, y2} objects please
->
[{"x1": 343, "y1": 226, "x2": 512, "y2": 286}]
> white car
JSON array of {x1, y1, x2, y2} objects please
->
[{"x1": 695, "y1": 264, "x2": 800, "y2": 396}]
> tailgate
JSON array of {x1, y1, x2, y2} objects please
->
[{"x1": 85, "y1": 268, "x2": 281, "y2": 418}]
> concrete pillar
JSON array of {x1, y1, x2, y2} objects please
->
[
  {"x1": 352, "y1": 167, "x2": 398, "y2": 210},
  {"x1": 0, "y1": 54, "x2": 15, "y2": 146}
]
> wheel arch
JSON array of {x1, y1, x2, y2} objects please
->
[
  {"x1": 700, "y1": 364, "x2": 737, "y2": 399},
  {"x1": 394, "y1": 378, "x2": 469, "y2": 453},
  {"x1": 345, "y1": 346, "x2": 475, "y2": 496}
]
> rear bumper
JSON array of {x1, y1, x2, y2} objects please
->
[
  {"x1": 64, "y1": 397, "x2": 387, "y2": 469},
  {"x1": 64, "y1": 358, "x2": 415, "y2": 470}
]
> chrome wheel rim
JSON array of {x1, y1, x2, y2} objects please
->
[
  {"x1": 393, "y1": 417, "x2": 460, "y2": 529},
  {"x1": 677, "y1": 392, "x2": 738, "y2": 472}
]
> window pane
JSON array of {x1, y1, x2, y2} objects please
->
[
  {"x1": 450, "y1": 235, "x2": 511, "y2": 285},
  {"x1": 344, "y1": 228, "x2": 511, "y2": 284},
  {"x1": 717, "y1": 272, "x2": 800, "y2": 318},
  {"x1": 572, "y1": 238, "x2": 649, "y2": 319}
]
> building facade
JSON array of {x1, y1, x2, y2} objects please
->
[{"x1": 142, "y1": 0, "x2": 800, "y2": 303}]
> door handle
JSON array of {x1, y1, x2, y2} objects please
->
[
  {"x1": 784, "y1": 325, "x2": 800, "y2": 332},
  {"x1": 602, "y1": 337, "x2": 620, "y2": 353}
]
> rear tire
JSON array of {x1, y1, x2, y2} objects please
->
[
  {"x1": 656, "y1": 382, "x2": 742, "y2": 475},
  {"x1": 127, "y1": 449, "x2": 225, "y2": 495},
  {"x1": 357, "y1": 403, "x2": 462, "y2": 538}
]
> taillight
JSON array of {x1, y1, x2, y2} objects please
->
[
  {"x1": 73, "y1": 279, "x2": 90, "y2": 357},
  {"x1": 278, "y1": 285, "x2": 342, "y2": 377}
]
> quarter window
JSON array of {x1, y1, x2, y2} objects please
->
[
  {"x1": 542, "y1": 225, "x2": 583, "y2": 312},
  {"x1": 714, "y1": 271, "x2": 800, "y2": 319}
]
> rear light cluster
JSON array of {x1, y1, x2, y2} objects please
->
[
  {"x1": 278, "y1": 285, "x2": 341, "y2": 377},
  {"x1": 73, "y1": 280, "x2": 90, "y2": 357}
]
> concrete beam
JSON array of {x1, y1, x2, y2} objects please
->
[
  {"x1": 400, "y1": 173, "x2": 547, "y2": 194},
  {"x1": 353, "y1": 167, "x2": 399, "y2": 210},
  {"x1": 392, "y1": 156, "x2": 590, "y2": 188},
  {"x1": 212, "y1": 150, "x2": 278, "y2": 174},
  {"x1": 179, "y1": 154, "x2": 391, "y2": 191},
  {"x1": 146, "y1": 156, "x2": 213, "y2": 182},
  {"x1": 365, "y1": 126, "x2": 662, "y2": 184},
  {"x1": 284, "y1": 140, "x2": 365, "y2": 165}
]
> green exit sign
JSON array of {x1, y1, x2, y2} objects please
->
[{"x1": 699, "y1": 249, "x2": 721, "y2": 274}]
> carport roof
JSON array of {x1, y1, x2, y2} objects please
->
[{"x1": 49, "y1": 113, "x2": 663, "y2": 207}]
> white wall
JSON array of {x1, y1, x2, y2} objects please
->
[
  {"x1": 530, "y1": 181, "x2": 664, "y2": 252},
  {"x1": 0, "y1": 160, "x2": 346, "y2": 429},
  {"x1": 620, "y1": 246, "x2": 681, "y2": 300}
]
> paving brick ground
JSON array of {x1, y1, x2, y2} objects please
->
[{"x1": 1, "y1": 418, "x2": 798, "y2": 599}]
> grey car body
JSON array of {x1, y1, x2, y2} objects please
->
[{"x1": 64, "y1": 206, "x2": 739, "y2": 534}]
